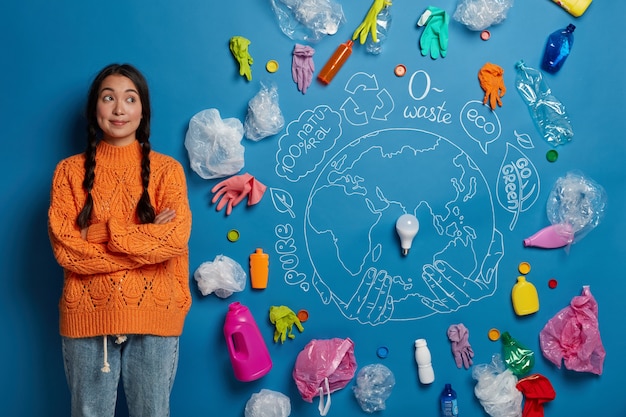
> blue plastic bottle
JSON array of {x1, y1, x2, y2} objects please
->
[
  {"x1": 440, "y1": 383, "x2": 458, "y2": 417},
  {"x1": 542, "y1": 24, "x2": 575, "y2": 73}
]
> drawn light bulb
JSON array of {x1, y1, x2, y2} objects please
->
[{"x1": 396, "y1": 214, "x2": 420, "y2": 256}]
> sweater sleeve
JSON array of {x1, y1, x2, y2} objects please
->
[
  {"x1": 48, "y1": 159, "x2": 145, "y2": 274},
  {"x1": 106, "y1": 158, "x2": 192, "y2": 264}
]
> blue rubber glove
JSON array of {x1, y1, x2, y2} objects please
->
[
  {"x1": 417, "y1": 6, "x2": 449, "y2": 59},
  {"x1": 292, "y1": 44, "x2": 315, "y2": 94}
]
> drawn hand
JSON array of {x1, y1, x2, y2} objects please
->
[
  {"x1": 352, "y1": 0, "x2": 392, "y2": 44},
  {"x1": 154, "y1": 208, "x2": 176, "y2": 224},
  {"x1": 417, "y1": 6, "x2": 449, "y2": 59},
  {"x1": 420, "y1": 229, "x2": 503, "y2": 313},
  {"x1": 338, "y1": 267, "x2": 394, "y2": 325}
]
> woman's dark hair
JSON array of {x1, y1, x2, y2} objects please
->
[{"x1": 76, "y1": 63, "x2": 155, "y2": 228}]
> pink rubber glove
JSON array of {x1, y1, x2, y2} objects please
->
[
  {"x1": 292, "y1": 44, "x2": 315, "y2": 94},
  {"x1": 447, "y1": 323, "x2": 474, "y2": 369},
  {"x1": 211, "y1": 173, "x2": 267, "y2": 215}
]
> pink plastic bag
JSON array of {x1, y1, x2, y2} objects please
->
[
  {"x1": 293, "y1": 338, "x2": 357, "y2": 415},
  {"x1": 539, "y1": 286, "x2": 605, "y2": 375}
]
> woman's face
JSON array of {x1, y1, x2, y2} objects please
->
[{"x1": 96, "y1": 74, "x2": 143, "y2": 146}]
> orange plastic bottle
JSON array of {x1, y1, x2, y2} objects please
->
[
  {"x1": 317, "y1": 40, "x2": 353, "y2": 85},
  {"x1": 249, "y1": 248, "x2": 269, "y2": 289}
]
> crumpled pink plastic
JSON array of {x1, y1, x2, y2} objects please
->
[
  {"x1": 539, "y1": 286, "x2": 605, "y2": 375},
  {"x1": 293, "y1": 338, "x2": 357, "y2": 402}
]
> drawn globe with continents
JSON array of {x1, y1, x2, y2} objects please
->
[{"x1": 305, "y1": 128, "x2": 503, "y2": 325}]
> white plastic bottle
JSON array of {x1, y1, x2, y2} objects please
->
[{"x1": 415, "y1": 338, "x2": 435, "y2": 384}]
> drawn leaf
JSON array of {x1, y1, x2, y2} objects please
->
[
  {"x1": 270, "y1": 187, "x2": 296, "y2": 218},
  {"x1": 496, "y1": 143, "x2": 540, "y2": 231},
  {"x1": 514, "y1": 130, "x2": 535, "y2": 150}
]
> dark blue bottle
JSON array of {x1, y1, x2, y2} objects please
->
[
  {"x1": 440, "y1": 383, "x2": 458, "y2": 417},
  {"x1": 542, "y1": 24, "x2": 576, "y2": 74}
]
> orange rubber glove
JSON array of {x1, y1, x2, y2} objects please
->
[{"x1": 478, "y1": 62, "x2": 506, "y2": 110}]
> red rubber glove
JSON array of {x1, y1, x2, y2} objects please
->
[{"x1": 211, "y1": 173, "x2": 266, "y2": 215}]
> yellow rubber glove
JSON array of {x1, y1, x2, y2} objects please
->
[
  {"x1": 229, "y1": 36, "x2": 253, "y2": 81},
  {"x1": 269, "y1": 305, "x2": 304, "y2": 343},
  {"x1": 478, "y1": 62, "x2": 506, "y2": 110},
  {"x1": 352, "y1": 0, "x2": 392, "y2": 44}
]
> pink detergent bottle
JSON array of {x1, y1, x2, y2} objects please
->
[
  {"x1": 523, "y1": 223, "x2": 574, "y2": 249},
  {"x1": 223, "y1": 302, "x2": 272, "y2": 381}
]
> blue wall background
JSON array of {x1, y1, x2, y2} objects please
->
[{"x1": 2, "y1": 0, "x2": 625, "y2": 416}]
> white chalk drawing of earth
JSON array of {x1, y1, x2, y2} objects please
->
[{"x1": 305, "y1": 128, "x2": 503, "y2": 325}]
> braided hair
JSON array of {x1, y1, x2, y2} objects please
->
[{"x1": 76, "y1": 64, "x2": 155, "y2": 228}]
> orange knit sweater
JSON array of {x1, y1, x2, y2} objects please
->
[{"x1": 48, "y1": 140, "x2": 192, "y2": 338}]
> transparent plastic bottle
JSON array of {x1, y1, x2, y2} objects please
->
[
  {"x1": 542, "y1": 24, "x2": 575, "y2": 73},
  {"x1": 366, "y1": 6, "x2": 392, "y2": 55},
  {"x1": 514, "y1": 60, "x2": 574, "y2": 146},
  {"x1": 440, "y1": 384, "x2": 459, "y2": 417}
]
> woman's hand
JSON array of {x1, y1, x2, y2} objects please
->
[{"x1": 153, "y1": 208, "x2": 176, "y2": 224}]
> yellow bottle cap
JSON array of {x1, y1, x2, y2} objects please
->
[
  {"x1": 518, "y1": 261, "x2": 531, "y2": 275},
  {"x1": 227, "y1": 229, "x2": 240, "y2": 242},
  {"x1": 266, "y1": 60, "x2": 279, "y2": 73},
  {"x1": 488, "y1": 328, "x2": 500, "y2": 341}
]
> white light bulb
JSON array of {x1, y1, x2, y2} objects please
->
[{"x1": 396, "y1": 214, "x2": 419, "y2": 256}]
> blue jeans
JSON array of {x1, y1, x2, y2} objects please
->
[{"x1": 62, "y1": 335, "x2": 179, "y2": 417}]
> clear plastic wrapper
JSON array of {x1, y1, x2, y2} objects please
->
[
  {"x1": 514, "y1": 60, "x2": 574, "y2": 146},
  {"x1": 352, "y1": 364, "x2": 395, "y2": 413},
  {"x1": 472, "y1": 354, "x2": 522, "y2": 417},
  {"x1": 193, "y1": 255, "x2": 247, "y2": 298},
  {"x1": 453, "y1": 0, "x2": 514, "y2": 31},
  {"x1": 184, "y1": 108, "x2": 244, "y2": 179},
  {"x1": 270, "y1": 0, "x2": 346, "y2": 43},
  {"x1": 245, "y1": 389, "x2": 291, "y2": 417},
  {"x1": 546, "y1": 171, "x2": 606, "y2": 243},
  {"x1": 244, "y1": 82, "x2": 285, "y2": 141}
]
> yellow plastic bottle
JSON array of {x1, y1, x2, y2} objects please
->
[
  {"x1": 249, "y1": 248, "x2": 269, "y2": 289},
  {"x1": 551, "y1": 0, "x2": 592, "y2": 17},
  {"x1": 511, "y1": 276, "x2": 539, "y2": 315}
]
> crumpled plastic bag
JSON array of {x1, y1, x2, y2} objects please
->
[
  {"x1": 293, "y1": 338, "x2": 357, "y2": 415},
  {"x1": 352, "y1": 364, "x2": 395, "y2": 413},
  {"x1": 546, "y1": 171, "x2": 607, "y2": 243},
  {"x1": 472, "y1": 354, "x2": 523, "y2": 417},
  {"x1": 245, "y1": 389, "x2": 291, "y2": 417},
  {"x1": 453, "y1": 0, "x2": 514, "y2": 31},
  {"x1": 244, "y1": 82, "x2": 285, "y2": 141},
  {"x1": 193, "y1": 255, "x2": 246, "y2": 298},
  {"x1": 270, "y1": 0, "x2": 346, "y2": 43},
  {"x1": 539, "y1": 285, "x2": 605, "y2": 375},
  {"x1": 185, "y1": 108, "x2": 245, "y2": 179}
]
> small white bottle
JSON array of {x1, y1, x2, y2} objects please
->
[{"x1": 415, "y1": 338, "x2": 435, "y2": 384}]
